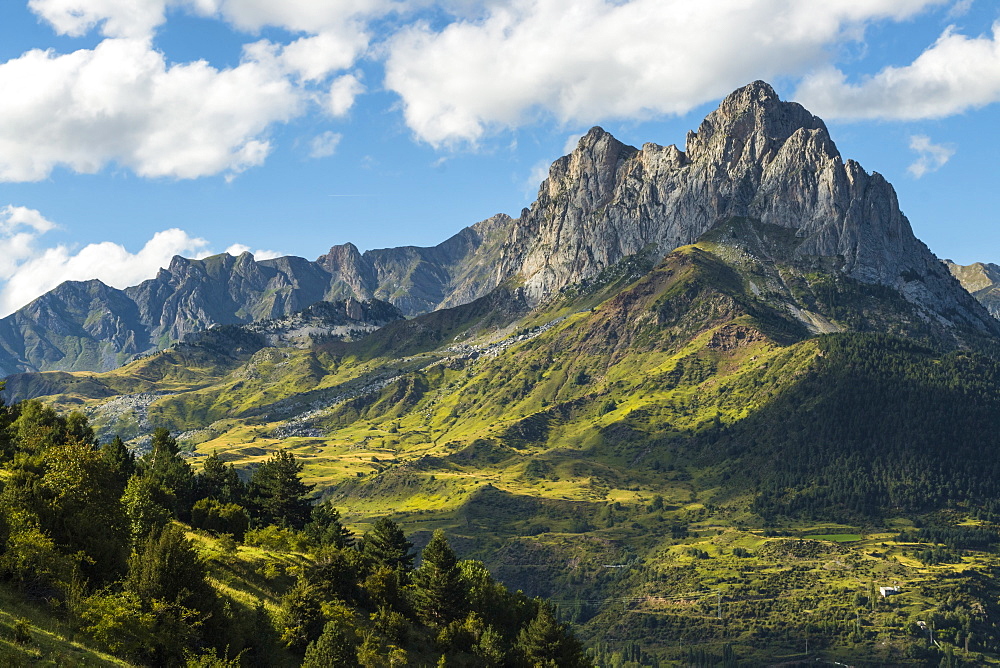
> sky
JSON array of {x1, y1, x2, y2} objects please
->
[{"x1": 0, "y1": 0, "x2": 999, "y2": 316}]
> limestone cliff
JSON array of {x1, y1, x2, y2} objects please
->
[{"x1": 498, "y1": 81, "x2": 993, "y2": 334}]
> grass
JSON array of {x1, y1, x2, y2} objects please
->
[
  {"x1": 805, "y1": 533, "x2": 863, "y2": 542},
  {"x1": 0, "y1": 587, "x2": 129, "y2": 667}
]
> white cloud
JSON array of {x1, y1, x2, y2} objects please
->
[
  {"x1": 224, "y1": 243, "x2": 282, "y2": 259},
  {"x1": 191, "y1": 0, "x2": 393, "y2": 33},
  {"x1": 795, "y1": 23, "x2": 1000, "y2": 120},
  {"x1": 28, "y1": 0, "x2": 170, "y2": 39},
  {"x1": 328, "y1": 74, "x2": 365, "y2": 116},
  {"x1": 0, "y1": 38, "x2": 303, "y2": 182},
  {"x1": 383, "y1": 0, "x2": 944, "y2": 146},
  {"x1": 562, "y1": 132, "x2": 584, "y2": 155},
  {"x1": 947, "y1": 0, "x2": 974, "y2": 19},
  {"x1": 523, "y1": 159, "x2": 551, "y2": 197},
  {"x1": 0, "y1": 205, "x2": 57, "y2": 234},
  {"x1": 0, "y1": 222, "x2": 214, "y2": 316},
  {"x1": 309, "y1": 131, "x2": 343, "y2": 158},
  {"x1": 908, "y1": 134, "x2": 955, "y2": 177},
  {"x1": 281, "y1": 32, "x2": 369, "y2": 82}
]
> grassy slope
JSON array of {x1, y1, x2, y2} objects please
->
[{"x1": 10, "y1": 235, "x2": 1000, "y2": 664}]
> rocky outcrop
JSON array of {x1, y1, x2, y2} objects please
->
[
  {"x1": 0, "y1": 80, "x2": 993, "y2": 376},
  {"x1": 0, "y1": 214, "x2": 512, "y2": 374},
  {"x1": 497, "y1": 81, "x2": 995, "y2": 335},
  {"x1": 945, "y1": 260, "x2": 1000, "y2": 318}
]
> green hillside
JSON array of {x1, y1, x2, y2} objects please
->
[{"x1": 7, "y1": 223, "x2": 1000, "y2": 665}]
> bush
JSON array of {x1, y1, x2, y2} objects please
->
[
  {"x1": 245, "y1": 525, "x2": 310, "y2": 552},
  {"x1": 191, "y1": 499, "x2": 250, "y2": 540}
]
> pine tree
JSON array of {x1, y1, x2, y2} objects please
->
[
  {"x1": 101, "y1": 436, "x2": 135, "y2": 494},
  {"x1": 304, "y1": 499, "x2": 354, "y2": 547},
  {"x1": 516, "y1": 602, "x2": 590, "y2": 668},
  {"x1": 141, "y1": 428, "x2": 195, "y2": 516},
  {"x1": 248, "y1": 450, "x2": 314, "y2": 529},
  {"x1": 196, "y1": 451, "x2": 245, "y2": 504},
  {"x1": 412, "y1": 530, "x2": 467, "y2": 626},
  {"x1": 301, "y1": 618, "x2": 358, "y2": 667},
  {"x1": 360, "y1": 517, "x2": 414, "y2": 571},
  {"x1": 127, "y1": 523, "x2": 216, "y2": 616}
]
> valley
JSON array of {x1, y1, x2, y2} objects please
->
[{"x1": 3, "y1": 81, "x2": 1000, "y2": 666}]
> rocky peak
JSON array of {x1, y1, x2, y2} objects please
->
[
  {"x1": 495, "y1": 80, "x2": 996, "y2": 335},
  {"x1": 542, "y1": 127, "x2": 638, "y2": 213}
]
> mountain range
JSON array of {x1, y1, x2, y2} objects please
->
[
  {"x1": 0, "y1": 81, "x2": 996, "y2": 378},
  {"x1": 7, "y1": 81, "x2": 1000, "y2": 664}
]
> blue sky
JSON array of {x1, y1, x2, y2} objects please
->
[{"x1": 0, "y1": 0, "x2": 997, "y2": 315}]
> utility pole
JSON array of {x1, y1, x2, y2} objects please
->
[{"x1": 717, "y1": 591, "x2": 722, "y2": 620}]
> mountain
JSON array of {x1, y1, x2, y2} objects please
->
[
  {"x1": 0, "y1": 217, "x2": 512, "y2": 375},
  {"x1": 946, "y1": 259, "x2": 1000, "y2": 318},
  {"x1": 8, "y1": 81, "x2": 1000, "y2": 664},
  {"x1": 0, "y1": 82, "x2": 993, "y2": 378}
]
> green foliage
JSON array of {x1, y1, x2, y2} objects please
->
[
  {"x1": 360, "y1": 517, "x2": 414, "y2": 571},
  {"x1": 100, "y1": 435, "x2": 135, "y2": 495},
  {"x1": 516, "y1": 601, "x2": 591, "y2": 668},
  {"x1": 302, "y1": 615, "x2": 359, "y2": 667},
  {"x1": 190, "y1": 498, "x2": 250, "y2": 540},
  {"x1": 722, "y1": 334, "x2": 1000, "y2": 519},
  {"x1": 195, "y1": 451, "x2": 245, "y2": 505},
  {"x1": 412, "y1": 530, "x2": 467, "y2": 626},
  {"x1": 244, "y1": 524, "x2": 310, "y2": 552},
  {"x1": 304, "y1": 499, "x2": 354, "y2": 548},
  {"x1": 122, "y1": 473, "x2": 174, "y2": 546},
  {"x1": 278, "y1": 579, "x2": 326, "y2": 651},
  {"x1": 248, "y1": 450, "x2": 314, "y2": 529},
  {"x1": 140, "y1": 427, "x2": 195, "y2": 518},
  {"x1": 127, "y1": 523, "x2": 216, "y2": 616}
]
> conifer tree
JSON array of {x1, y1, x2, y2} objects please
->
[
  {"x1": 301, "y1": 617, "x2": 359, "y2": 667},
  {"x1": 360, "y1": 517, "x2": 414, "y2": 571},
  {"x1": 127, "y1": 524, "x2": 216, "y2": 615},
  {"x1": 412, "y1": 530, "x2": 467, "y2": 626},
  {"x1": 516, "y1": 602, "x2": 590, "y2": 668},
  {"x1": 141, "y1": 428, "x2": 195, "y2": 515},
  {"x1": 196, "y1": 451, "x2": 245, "y2": 504},
  {"x1": 101, "y1": 435, "x2": 135, "y2": 494},
  {"x1": 248, "y1": 450, "x2": 313, "y2": 529},
  {"x1": 304, "y1": 499, "x2": 354, "y2": 547}
]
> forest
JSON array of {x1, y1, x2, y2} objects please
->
[{"x1": 0, "y1": 394, "x2": 589, "y2": 667}]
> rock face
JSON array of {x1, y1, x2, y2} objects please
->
[
  {"x1": 945, "y1": 260, "x2": 1000, "y2": 318},
  {"x1": 0, "y1": 215, "x2": 512, "y2": 375},
  {"x1": 497, "y1": 81, "x2": 993, "y2": 335},
  {"x1": 0, "y1": 80, "x2": 993, "y2": 376}
]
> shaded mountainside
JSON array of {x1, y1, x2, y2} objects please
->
[{"x1": 0, "y1": 215, "x2": 513, "y2": 376}]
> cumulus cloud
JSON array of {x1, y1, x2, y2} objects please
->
[
  {"x1": 224, "y1": 243, "x2": 283, "y2": 259},
  {"x1": 28, "y1": 0, "x2": 170, "y2": 39},
  {"x1": 309, "y1": 131, "x2": 343, "y2": 158},
  {"x1": 383, "y1": 0, "x2": 943, "y2": 146},
  {"x1": 908, "y1": 135, "x2": 955, "y2": 177},
  {"x1": 0, "y1": 38, "x2": 305, "y2": 181},
  {"x1": 8, "y1": 0, "x2": 388, "y2": 182},
  {"x1": 0, "y1": 214, "x2": 215, "y2": 315},
  {"x1": 192, "y1": 0, "x2": 394, "y2": 33},
  {"x1": 328, "y1": 74, "x2": 365, "y2": 116},
  {"x1": 795, "y1": 23, "x2": 1000, "y2": 120}
]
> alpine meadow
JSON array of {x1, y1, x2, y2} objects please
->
[{"x1": 6, "y1": 80, "x2": 1000, "y2": 668}]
